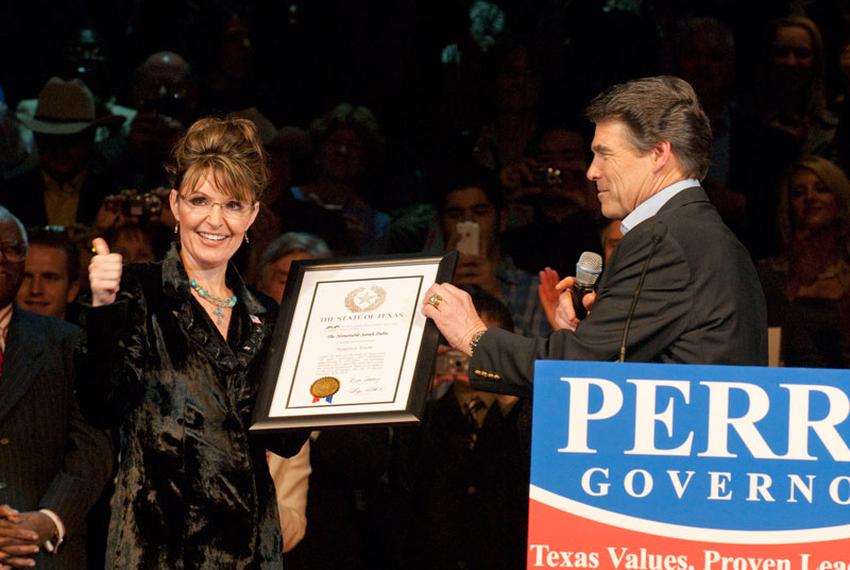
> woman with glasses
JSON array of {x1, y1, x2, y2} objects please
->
[{"x1": 78, "y1": 116, "x2": 306, "y2": 568}]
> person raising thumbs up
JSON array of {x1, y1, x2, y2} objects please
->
[
  {"x1": 88, "y1": 237, "x2": 123, "y2": 306},
  {"x1": 75, "y1": 116, "x2": 308, "y2": 568}
]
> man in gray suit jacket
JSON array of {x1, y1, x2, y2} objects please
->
[
  {"x1": 422, "y1": 76, "x2": 767, "y2": 395},
  {"x1": 0, "y1": 207, "x2": 112, "y2": 569}
]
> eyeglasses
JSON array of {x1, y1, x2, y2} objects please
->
[
  {"x1": 177, "y1": 194, "x2": 256, "y2": 220},
  {"x1": 29, "y1": 225, "x2": 71, "y2": 237},
  {"x1": 0, "y1": 241, "x2": 26, "y2": 263}
]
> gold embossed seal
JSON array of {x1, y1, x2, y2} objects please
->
[{"x1": 310, "y1": 376, "x2": 341, "y2": 400}]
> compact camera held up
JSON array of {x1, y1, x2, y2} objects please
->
[
  {"x1": 435, "y1": 349, "x2": 470, "y2": 376},
  {"x1": 531, "y1": 165, "x2": 563, "y2": 187},
  {"x1": 103, "y1": 189, "x2": 164, "y2": 220}
]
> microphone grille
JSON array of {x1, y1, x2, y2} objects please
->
[{"x1": 576, "y1": 251, "x2": 603, "y2": 284}]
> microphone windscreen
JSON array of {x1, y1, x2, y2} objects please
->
[{"x1": 576, "y1": 251, "x2": 603, "y2": 286}]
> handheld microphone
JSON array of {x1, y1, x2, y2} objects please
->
[{"x1": 571, "y1": 251, "x2": 603, "y2": 320}]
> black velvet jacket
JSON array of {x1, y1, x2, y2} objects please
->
[{"x1": 76, "y1": 244, "x2": 302, "y2": 569}]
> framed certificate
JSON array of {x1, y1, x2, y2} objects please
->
[{"x1": 250, "y1": 251, "x2": 458, "y2": 430}]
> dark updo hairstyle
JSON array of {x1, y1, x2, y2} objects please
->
[{"x1": 167, "y1": 116, "x2": 270, "y2": 203}]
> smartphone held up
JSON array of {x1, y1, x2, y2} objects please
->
[{"x1": 455, "y1": 221, "x2": 480, "y2": 256}]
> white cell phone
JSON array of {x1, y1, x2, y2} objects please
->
[{"x1": 455, "y1": 221, "x2": 480, "y2": 256}]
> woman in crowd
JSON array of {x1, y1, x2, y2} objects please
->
[
  {"x1": 472, "y1": 38, "x2": 544, "y2": 173},
  {"x1": 78, "y1": 116, "x2": 305, "y2": 568},
  {"x1": 278, "y1": 103, "x2": 389, "y2": 256},
  {"x1": 758, "y1": 155, "x2": 850, "y2": 368},
  {"x1": 254, "y1": 231, "x2": 331, "y2": 303},
  {"x1": 103, "y1": 223, "x2": 157, "y2": 264},
  {"x1": 739, "y1": 15, "x2": 839, "y2": 258},
  {"x1": 757, "y1": 16, "x2": 835, "y2": 156}
]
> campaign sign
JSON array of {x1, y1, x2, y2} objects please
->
[{"x1": 528, "y1": 361, "x2": 850, "y2": 570}]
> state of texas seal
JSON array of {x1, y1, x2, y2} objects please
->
[{"x1": 344, "y1": 285, "x2": 386, "y2": 313}]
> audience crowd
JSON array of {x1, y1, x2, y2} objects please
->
[{"x1": 2, "y1": 0, "x2": 850, "y2": 568}]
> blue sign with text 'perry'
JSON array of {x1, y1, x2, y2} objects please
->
[{"x1": 528, "y1": 361, "x2": 850, "y2": 570}]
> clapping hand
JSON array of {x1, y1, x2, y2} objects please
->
[{"x1": 538, "y1": 267, "x2": 596, "y2": 331}]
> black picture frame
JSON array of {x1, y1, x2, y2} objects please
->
[{"x1": 250, "y1": 251, "x2": 457, "y2": 431}]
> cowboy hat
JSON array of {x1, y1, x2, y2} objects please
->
[{"x1": 18, "y1": 77, "x2": 105, "y2": 135}]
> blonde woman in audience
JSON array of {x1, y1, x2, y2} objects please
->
[{"x1": 758, "y1": 155, "x2": 850, "y2": 367}]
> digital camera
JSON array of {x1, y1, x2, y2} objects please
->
[
  {"x1": 532, "y1": 166, "x2": 563, "y2": 187},
  {"x1": 104, "y1": 189, "x2": 163, "y2": 219},
  {"x1": 435, "y1": 349, "x2": 470, "y2": 376}
]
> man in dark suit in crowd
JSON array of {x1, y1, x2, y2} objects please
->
[
  {"x1": 0, "y1": 206, "x2": 113, "y2": 569},
  {"x1": 422, "y1": 76, "x2": 767, "y2": 395}
]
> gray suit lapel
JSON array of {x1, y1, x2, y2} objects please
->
[{"x1": 0, "y1": 310, "x2": 47, "y2": 423}]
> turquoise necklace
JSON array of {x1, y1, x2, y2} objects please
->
[{"x1": 190, "y1": 279, "x2": 237, "y2": 325}]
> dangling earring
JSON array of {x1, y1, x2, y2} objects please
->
[
  {"x1": 244, "y1": 233, "x2": 250, "y2": 244},
  {"x1": 174, "y1": 222, "x2": 179, "y2": 235}
]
